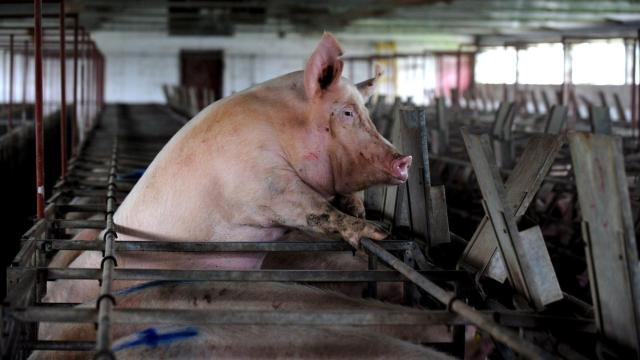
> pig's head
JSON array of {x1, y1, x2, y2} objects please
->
[{"x1": 304, "y1": 33, "x2": 412, "y2": 194}]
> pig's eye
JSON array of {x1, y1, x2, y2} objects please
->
[{"x1": 343, "y1": 111, "x2": 353, "y2": 117}]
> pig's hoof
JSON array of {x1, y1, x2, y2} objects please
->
[
  {"x1": 343, "y1": 221, "x2": 389, "y2": 248},
  {"x1": 363, "y1": 222, "x2": 390, "y2": 241}
]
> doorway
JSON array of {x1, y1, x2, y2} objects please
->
[{"x1": 180, "y1": 50, "x2": 224, "y2": 102}]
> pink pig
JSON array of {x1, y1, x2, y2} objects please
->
[
  {"x1": 53, "y1": 33, "x2": 412, "y2": 292},
  {"x1": 115, "y1": 32, "x2": 410, "y2": 264}
]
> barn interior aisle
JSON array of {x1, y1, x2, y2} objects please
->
[{"x1": 2, "y1": 1, "x2": 640, "y2": 359}]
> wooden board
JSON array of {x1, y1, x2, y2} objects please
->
[
  {"x1": 570, "y1": 133, "x2": 640, "y2": 352},
  {"x1": 459, "y1": 134, "x2": 564, "y2": 283},
  {"x1": 460, "y1": 128, "x2": 532, "y2": 303},
  {"x1": 544, "y1": 105, "x2": 567, "y2": 134},
  {"x1": 589, "y1": 106, "x2": 612, "y2": 135},
  {"x1": 394, "y1": 108, "x2": 429, "y2": 240}
]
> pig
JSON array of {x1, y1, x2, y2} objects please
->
[
  {"x1": 45, "y1": 32, "x2": 412, "y2": 303},
  {"x1": 111, "y1": 31, "x2": 411, "y2": 249},
  {"x1": 34, "y1": 281, "x2": 452, "y2": 359}
]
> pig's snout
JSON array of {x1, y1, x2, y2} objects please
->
[{"x1": 391, "y1": 155, "x2": 412, "y2": 182}]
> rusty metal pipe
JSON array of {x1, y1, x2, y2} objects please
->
[
  {"x1": 72, "y1": 15, "x2": 78, "y2": 155},
  {"x1": 59, "y1": 0, "x2": 67, "y2": 177},
  {"x1": 8, "y1": 34, "x2": 14, "y2": 130},
  {"x1": 22, "y1": 40, "x2": 28, "y2": 122},
  {"x1": 34, "y1": 0, "x2": 45, "y2": 219}
]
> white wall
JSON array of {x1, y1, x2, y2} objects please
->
[
  {"x1": 93, "y1": 31, "x2": 378, "y2": 103},
  {"x1": 92, "y1": 31, "x2": 469, "y2": 103}
]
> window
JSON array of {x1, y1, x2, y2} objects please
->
[
  {"x1": 571, "y1": 40, "x2": 626, "y2": 85},
  {"x1": 475, "y1": 47, "x2": 516, "y2": 84},
  {"x1": 517, "y1": 43, "x2": 564, "y2": 85}
]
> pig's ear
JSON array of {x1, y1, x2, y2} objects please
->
[
  {"x1": 304, "y1": 32, "x2": 344, "y2": 99},
  {"x1": 356, "y1": 63, "x2": 383, "y2": 101}
]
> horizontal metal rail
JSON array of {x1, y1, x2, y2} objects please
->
[
  {"x1": 44, "y1": 268, "x2": 466, "y2": 282},
  {"x1": 54, "y1": 204, "x2": 106, "y2": 214},
  {"x1": 9, "y1": 307, "x2": 594, "y2": 332},
  {"x1": 12, "y1": 308, "x2": 452, "y2": 326},
  {"x1": 40, "y1": 239, "x2": 415, "y2": 252},
  {"x1": 25, "y1": 341, "x2": 95, "y2": 352},
  {"x1": 52, "y1": 219, "x2": 105, "y2": 229}
]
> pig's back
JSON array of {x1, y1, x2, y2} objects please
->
[{"x1": 115, "y1": 74, "x2": 304, "y2": 235}]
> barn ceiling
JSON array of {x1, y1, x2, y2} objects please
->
[{"x1": 1, "y1": 0, "x2": 640, "y2": 43}]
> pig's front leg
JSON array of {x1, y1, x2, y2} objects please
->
[
  {"x1": 332, "y1": 192, "x2": 365, "y2": 219},
  {"x1": 261, "y1": 173, "x2": 387, "y2": 248}
]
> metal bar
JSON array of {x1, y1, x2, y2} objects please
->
[
  {"x1": 632, "y1": 37, "x2": 638, "y2": 137},
  {"x1": 54, "y1": 204, "x2": 105, "y2": 213},
  {"x1": 42, "y1": 239, "x2": 415, "y2": 252},
  {"x1": 45, "y1": 268, "x2": 465, "y2": 282},
  {"x1": 72, "y1": 14, "x2": 77, "y2": 155},
  {"x1": 361, "y1": 239, "x2": 552, "y2": 360},
  {"x1": 26, "y1": 340, "x2": 95, "y2": 351},
  {"x1": 79, "y1": 29, "x2": 85, "y2": 141},
  {"x1": 13, "y1": 307, "x2": 451, "y2": 326},
  {"x1": 8, "y1": 33, "x2": 14, "y2": 130},
  {"x1": 9, "y1": 307, "x2": 594, "y2": 332},
  {"x1": 34, "y1": 0, "x2": 45, "y2": 219},
  {"x1": 53, "y1": 219, "x2": 105, "y2": 229},
  {"x1": 59, "y1": 0, "x2": 67, "y2": 178},
  {"x1": 94, "y1": 138, "x2": 118, "y2": 358},
  {"x1": 22, "y1": 39, "x2": 28, "y2": 122}
]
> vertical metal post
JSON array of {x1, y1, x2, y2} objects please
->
[
  {"x1": 8, "y1": 34, "x2": 14, "y2": 130},
  {"x1": 34, "y1": 0, "x2": 45, "y2": 219},
  {"x1": 42, "y1": 48, "x2": 46, "y2": 117},
  {"x1": 630, "y1": 37, "x2": 637, "y2": 138},
  {"x1": 514, "y1": 45, "x2": 520, "y2": 101},
  {"x1": 635, "y1": 31, "x2": 640, "y2": 140},
  {"x1": 436, "y1": 55, "x2": 442, "y2": 98},
  {"x1": 456, "y1": 46, "x2": 462, "y2": 107},
  {"x1": 562, "y1": 38, "x2": 574, "y2": 129},
  {"x1": 98, "y1": 52, "x2": 104, "y2": 109},
  {"x1": 90, "y1": 43, "x2": 96, "y2": 122},
  {"x1": 80, "y1": 29, "x2": 86, "y2": 137},
  {"x1": 59, "y1": 1, "x2": 67, "y2": 178},
  {"x1": 22, "y1": 40, "x2": 28, "y2": 123},
  {"x1": 562, "y1": 38, "x2": 571, "y2": 107},
  {"x1": 42, "y1": 45, "x2": 46, "y2": 117},
  {"x1": 72, "y1": 16, "x2": 78, "y2": 156}
]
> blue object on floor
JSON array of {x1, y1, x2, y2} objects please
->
[
  {"x1": 113, "y1": 327, "x2": 199, "y2": 352},
  {"x1": 117, "y1": 168, "x2": 146, "y2": 181}
]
